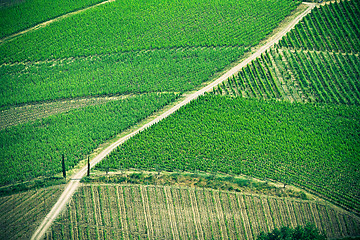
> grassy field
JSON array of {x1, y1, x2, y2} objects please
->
[{"x1": 47, "y1": 184, "x2": 360, "y2": 240}]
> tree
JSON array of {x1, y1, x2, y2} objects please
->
[
  {"x1": 62, "y1": 154, "x2": 66, "y2": 179},
  {"x1": 87, "y1": 156, "x2": 90, "y2": 177},
  {"x1": 257, "y1": 224, "x2": 327, "y2": 240}
]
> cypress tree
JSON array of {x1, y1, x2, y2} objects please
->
[
  {"x1": 87, "y1": 156, "x2": 90, "y2": 177},
  {"x1": 62, "y1": 154, "x2": 66, "y2": 179}
]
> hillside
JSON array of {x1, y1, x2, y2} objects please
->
[{"x1": 47, "y1": 184, "x2": 360, "y2": 239}]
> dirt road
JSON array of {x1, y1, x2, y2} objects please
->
[{"x1": 31, "y1": 3, "x2": 316, "y2": 240}]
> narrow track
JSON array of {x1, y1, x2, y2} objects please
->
[{"x1": 31, "y1": 3, "x2": 316, "y2": 239}]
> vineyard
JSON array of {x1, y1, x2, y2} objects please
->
[
  {"x1": 0, "y1": 93, "x2": 177, "y2": 185},
  {"x1": 0, "y1": 47, "x2": 242, "y2": 107},
  {"x1": 47, "y1": 184, "x2": 360, "y2": 239},
  {"x1": 0, "y1": 95, "x2": 128, "y2": 130},
  {"x1": 213, "y1": 0, "x2": 360, "y2": 105},
  {"x1": 0, "y1": 0, "x2": 302, "y2": 185},
  {"x1": 0, "y1": 0, "x2": 105, "y2": 39},
  {"x1": 278, "y1": 0, "x2": 360, "y2": 53},
  {"x1": 2, "y1": 0, "x2": 360, "y2": 239},
  {"x1": 0, "y1": 0, "x2": 299, "y2": 63},
  {"x1": 97, "y1": 95, "x2": 360, "y2": 214},
  {"x1": 213, "y1": 48, "x2": 360, "y2": 104},
  {"x1": 0, "y1": 185, "x2": 64, "y2": 240}
]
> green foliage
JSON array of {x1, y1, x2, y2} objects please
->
[
  {"x1": 0, "y1": 0, "x2": 104, "y2": 38},
  {"x1": 0, "y1": 47, "x2": 243, "y2": 107},
  {"x1": 97, "y1": 95, "x2": 360, "y2": 212},
  {"x1": 217, "y1": 48, "x2": 360, "y2": 105},
  {"x1": 0, "y1": 93, "x2": 177, "y2": 185},
  {"x1": 0, "y1": 0, "x2": 299, "y2": 63},
  {"x1": 279, "y1": 0, "x2": 360, "y2": 53},
  {"x1": 257, "y1": 224, "x2": 327, "y2": 240}
]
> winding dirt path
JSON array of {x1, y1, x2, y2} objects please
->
[
  {"x1": 0, "y1": 0, "x2": 115, "y2": 44},
  {"x1": 30, "y1": 3, "x2": 316, "y2": 240}
]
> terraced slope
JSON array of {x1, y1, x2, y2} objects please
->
[{"x1": 47, "y1": 185, "x2": 360, "y2": 239}]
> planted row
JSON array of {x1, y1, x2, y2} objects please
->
[
  {"x1": 48, "y1": 185, "x2": 360, "y2": 239},
  {"x1": 279, "y1": 0, "x2": 360, "y2": 53}
]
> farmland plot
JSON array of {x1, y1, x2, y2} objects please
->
[
  {"x1": 214, "y1": 0, "x2": 360, "y2": 105},
  {"x1": 0, "y1": 0, "x2": 105, "y2": 39},
  {"x1": 0, "y1": 185, "x2": 63, "y2": 240},
  {"x1": 48, "y1": 185, "x2": 360, "y2": 239},
  {"x1": 0, "y1": 0, "x2": 299, "y2": 63},
  {"x1": 0, "y1": 93, "x2": 177, "y2": 185},
  {"x1": 97, "y1": 95, "x2": 360, "y2": 213}
]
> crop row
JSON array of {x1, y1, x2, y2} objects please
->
[
  {"x1": 212, "y1": 50, "x2": 285, "y2": 101},
  {"x1": 214, "y1": 47, "x2": 360, "y2": 105},
  {"x1": 0, "y1": 93, "x2": 177, "y2": 186},
  {"x1": 0, "y1": 95, "x2": 126, "y2": 130},
  {"x1": 0, "y1": 47, "x2": 242, "y2": 107},
  {"x1": 0, "y1": 0, "x2": 105, "y2": 39},
  {"x1": 278, "y1": 0, "x2": 360, "y2": 53},
  {"x1": 0, "y1": 185, "x2": 63, "y2": 240},
  {"x1": 96, "y1": 95, "x2": 360, "y2": 213},
  {"x1": 0, "y1": 0, "x2": 299, "y2": 63},
  {"x1": 47, "y1": 185, "x2": 360, "y2": 239}
]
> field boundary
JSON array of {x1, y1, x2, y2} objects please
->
[{"x1": 31, "y1": 3, "x2": 317, "y2": 240}]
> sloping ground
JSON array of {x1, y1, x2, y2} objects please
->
[
  {"x1": 214, "y1": 0, "x2": 360, "y2": 105},
  {"x1": 47, "y1": 184, "x2": 360, "y2": 240},
  {"x1": 0, "y1": 95, "x2": 129, "y2": 130},
  {"x1": 0, "y1": 185, "x2": 64, "y2": 240}
]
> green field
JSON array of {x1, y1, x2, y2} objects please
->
[
  {"x1": 96, "y1": 0, "x2": 360, "y2": 215},
  {"x1": 0, "y1": 0, "x2": 299, "y2": 63},
  {"x1": 2, "y1": 0, "x2": 360, "y2": 239},
  {"x1": 0, "y1": 93, "x2": 177, "y2": 185},
  {"x1": 0, "y1": 0, "x2": 301, "y2": 186},
  {"x1": 0, "y1": 0, "x2": 105, "y2": 39},
  {"x1": 97, "y1": 95, "x2": 360, "y2": 213},
  {"x1": 48, "y1": 185, "x2": 360, "y2": 240},
  {"x1": 278, "y1": 0, "x2": 360, "y2": 53},
  {"x1": 214, "y1": 48, "x2": 360, "y2": 104},
  {"x1": 0, "y1": 47, "x2": 243, "y2": 107}
]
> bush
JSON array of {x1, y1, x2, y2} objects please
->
[{"x1": 257, "y1": 224, "x2": 327, "y2": 240}]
